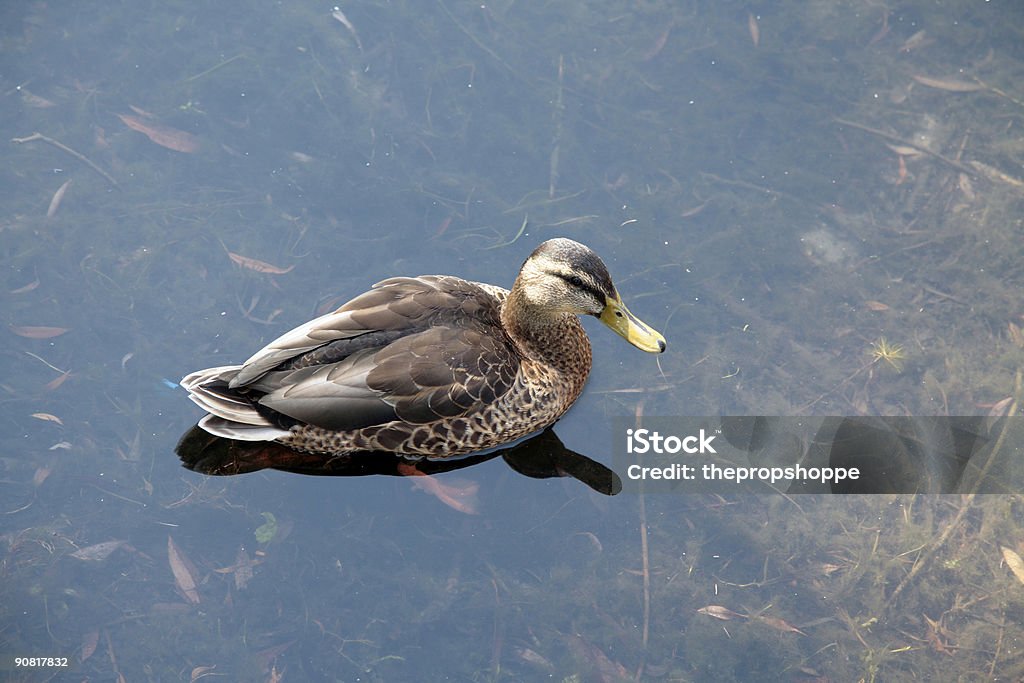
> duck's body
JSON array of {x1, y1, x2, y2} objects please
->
[{"x1": 182, "y1": 238, "x2": 665, "y2": 458}]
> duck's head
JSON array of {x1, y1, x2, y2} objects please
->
[{"x1": 513, "y1": 238, "x2": 666, "y2": 353}]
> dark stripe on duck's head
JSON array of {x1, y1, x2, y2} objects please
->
[{"x1": 528, "y1": 238, "x2": 616, "y2": 300}]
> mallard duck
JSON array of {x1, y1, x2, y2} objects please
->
[{"x1": 181, "y1": 238, "x2": 665, "y2": 458}]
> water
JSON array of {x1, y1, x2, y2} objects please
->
[{"x1": 3, "y1": 1, "x2": 1024, "y2": 680}]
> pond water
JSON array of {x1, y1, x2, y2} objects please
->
[{"x1": 3, "y1": 1, "x2": 1024, "y2": 680}]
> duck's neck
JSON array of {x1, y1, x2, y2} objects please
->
[{"x1": 501, "y1": 286, "x2": 592, "y2": 375}]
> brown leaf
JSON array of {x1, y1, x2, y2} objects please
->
[
  {"x1": 31, "y1": 412, "x2": 64, "y2": 425},
  {"x1": 47, "y1": 179, "x2": 73, "y2": 218},
  {"x1": 168, "y1": 536, "x2": 201, "y2": 604},
  {"x1": 228, "y1": 252, "x2": 295, "y2": 275},
  {"x1": 190, "y1": 665, "x2": 217, "y2": 682},
  {"x1": 214, "y1": 546, "x2": 259, "y2": 590},
  {"x1": 864, "y1": 300, "x2": 891, "y2": 312},
  {"x1": 71, "y1": 540, "x2": 128, "y2": 562},
  {"x1": 567, "y1": 635, "x2": 631, "y2": 683},
  {"x1": 44, "y1": 371, "x2": 72, "y2": 391},
  {"x1": 129, "y1": 105, "x2": 157, "y2": 118},
  {"x1": 748, "y1": 13, "x2": 760, "y2": 47},
  {"x1": 10, "y1": 325, "x2": 69, "y2": 339},
  {"x1": 80, "y1": 630, "x2": 100, "y2": 662},
  {"x1": 10, "y1": 278, "x2": 40, "y2": 294},
  {"x1": 912, "y1": 75, "x2": 985, "y2": 93},
  {"x1": 1001, "y1": 546, "x2": 1024, "y2": 585},
  {"x1": 118, "y1": 113, "x2": 200, "y2": 153},
  {"x1": 697, "y1": 605, "x2": 745, "y2": 621},
  {"x1": 21, "y1": 90, "x2": 57, "y2": 108},
  {"x1": 32, "y1": 466, "x2": 52, "y2": 487},
  {"x1": 753, "y1": 614, "x2": 806, "y2": 635},
  {"x1": 885, "y1": 144, "x2": 921, "y2": 157},
  {"x1": 515, "y1": 647, "x2": 554, "y2": 670}
]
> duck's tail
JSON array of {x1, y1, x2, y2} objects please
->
[{"x1": 180, "y1": 366, "x2": 291, "y2": 441}]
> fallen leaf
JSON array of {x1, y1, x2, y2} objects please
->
[
  {"x1": 752, "y1": 614, "x2": 806, "y2": 635},
  {"x1": 190, "y1": 665, "x2": 217, "y2": 682},
  {"x1": 641, "y1": 24, "x2": 672, "y2": 62},
  {"x1": 80, "y1": 630, "x2": 99, "y2": 662},
  {"x1": 985, "y1": 396, "x2": 1014, "y2": 418},
  {"x1": 253, "y1": 641, "x2": 295, "y2": 674},
  {"x1": 168, "y1": 536, "x2": 201, "y2": 604},
  {"x1": 32, "y1": 466, "x2": 52, "y2": 487},
  {"x1": 228, "y1": 252, "x2": 295, "y2": 275},
  {"x1": 215, "y1": 546, "x2": 259, "y2": 590},
  {"x1": 118, "y1": 113, "x2": 200, "y2": 153},
  {"x1": 567, "y1": 635, "x2": 631, "y2": 683},
  {"x1": 900, "y1": 30, "x2": 929, "y2": 52},
  {"x1": 1001, "y1": 546, "x2": 1024, "y2": 585},
  {"x1": 885, "y1": 144, "x2": 921, "y2": 157},
  {"x1": 912, "y1": 75, "x2": 985, "y2": 93},
  {"x1": 44, "y1": 371, "x2": 72, "y2": 391},
  {"x1": 516, "y1": 647, "x2": 554, "y2": 670},
  {"x1": 697, "y1": 605, "x2": 745, "y2": 621},
  {"x1": 21, "y1": 90, "x2": 57, "y2": 108},
  {"x1": 31, "y1": 412, "x2": 64, "y2": 425},
  {"x1": 748, "y1": 13, "x2": 760, "y2": 47},
  {"x1": 10, "y1": 325, "x2": 69, "y2": 339},
  {"x1": 864, "y1": 300, "x2": 890, "y2": 312},
  {"x1": 10, "y1": 278, "x2": 40, "y2": 294},
  {"x1": 47, "y1": 179, "x2": 73, "y2": 218},
  {"x1": 71, "y1": 540, "x2": 128, "y2": 562},
  {"x1": 129, "y1": 105, "x2": 157, "y2": 118}
]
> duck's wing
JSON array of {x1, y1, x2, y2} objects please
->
[
  {"x1": 226, "y1": 276, "x2": 520, "y2": 432},
  {"x1": 231, "y1": 276, "x2": 504, "y2": 386},
  {"x1": 252, "y1": 322, "x2": 519, "y2": 431}
]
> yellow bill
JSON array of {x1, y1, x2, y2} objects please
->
[{"x1": 599, "y1": 295, "x2": 666, "y2": 353}]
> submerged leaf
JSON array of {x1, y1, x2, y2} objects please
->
[
  {"x1": 71, "y1": 540, "x2": 128, "y2": 562},
  {"x1": 80, "y1": 630, "x2": 100, "y2": 662},
  {"x1": 167, "y1": 536, "x2": 201, "y2": 604},
  {"x1": 118, "y1": 113, "x2": 200, "y2": 153},
  {"x1": 1001, "y1": 546, "x2": 1024, "y2": 585},
  {"x1": 753, "y1": 614, "x2": 806, "y2": 635},
  {"x1": 697, "y1": 605, "x2": 745, "y2": 621},
  {"x1": 11, "y1": 325, "x2": 69, "y2": 339},
  {"x1": 228, "y1": 252, "x2": 295, "y2": 275},
  {"x1": 912, "y1": 75, "x2": 985, "y2": 92}
]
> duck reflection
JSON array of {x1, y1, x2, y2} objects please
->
[{"x1": 176, "y1": 424, "x2": 621, "y2": 497}]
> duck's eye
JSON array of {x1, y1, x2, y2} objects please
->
[{"x1": 567, "y1": 275, "x2": 585, "y2": 288}]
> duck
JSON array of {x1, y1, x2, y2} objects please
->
[{"x1": 181, "y1": 238, "x2": 666, "y2": 458}]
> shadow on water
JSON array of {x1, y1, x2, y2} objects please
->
[{"x1": 176, "y1": 423, "x2": 622, "y2": 497}]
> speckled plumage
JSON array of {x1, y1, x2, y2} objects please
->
[{"x1": 181, "y1": 238, "x2": 665, "y2": 458}]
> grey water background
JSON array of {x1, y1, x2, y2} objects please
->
[{"x1": 4, "y1": 1, "x2": 1024, "y2": 681}]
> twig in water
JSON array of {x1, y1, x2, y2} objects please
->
[
  {"x1": 12, "y1": 132, "x2": 119, "y2": 188},
  {"x1": 832, "y1": 117, "x2": 976, "y2": 177}
]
